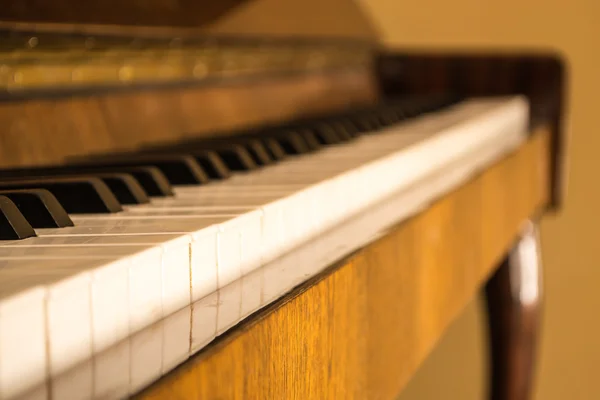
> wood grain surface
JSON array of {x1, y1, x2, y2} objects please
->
[
  {"x1": 0, "y1": 0, "x2": 378, "y2": 40},
  {"x1": 0, "y1": 67, "x2": 377, "y2": 169},
  {"x1": 136, "y1": 128, "x2": 550, "y2": 400}
]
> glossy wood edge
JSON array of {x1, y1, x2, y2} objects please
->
[
  {"x1": 135, "y1": 127, "x2": 551, "y2": 400},
  {"x1": 0, "y1": 30, "x2": 373, "y2": 95},
  {"x1": 485, "y1": 221, "x2": 543, "y2": 400}
]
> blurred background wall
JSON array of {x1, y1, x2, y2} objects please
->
[{"x1": 356, "y1": 0, "x2": 599, "y2": 399}]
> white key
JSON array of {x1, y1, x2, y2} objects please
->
[
  {"x1": 162, "y1": 306, "x2": 191, "y2": 373},
  {"x1": 215, "y1": 279, "x2": 242, "y2": 334},
  {"x1": 70, "y1": 210, "x2": 263, "y2": 287},
  {"x1": 129, "y1": 323, "x2": 162, "y2": 392},
  {"x1": 93, "y1": 337, "x2": 130, "y2": 400},
  {"x1": 0, "y1": 249, "x2": 162, "y2": 379},
  {"x1": 0, "y1": 97, "x2": 529, "y2": 399},
  {"x1": 190, "y1": 292, "x2": 218, "y2": 353},
  {"x1": 37, "y1": 217, "x2": 228, "y2": 236},
  {"x1": 37, "y1": 219, "x2": 225, "y2": 302},
  {"x1": 51, "y1": 357, "x2": 93, "y2": 400},
  {"x1": 0, "y1": 258, "x2": 127, "y2": 389},
  {"x1": 0, "y1": 234, "x2": 192, "y2": 324},
  {"x1": 0, "y1": 276, "x2": 47, "y2": 399},
  {"x1": 134, "y1": 197, "x2": 292, "y2": 263}
]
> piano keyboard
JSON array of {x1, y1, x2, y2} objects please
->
[{"x1": 0, "y1": 96, "x2": 528, "y2": 399}]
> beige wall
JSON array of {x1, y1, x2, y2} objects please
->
[{"x1": 356, "y1": 0, "x2": 600, "y2": 398}]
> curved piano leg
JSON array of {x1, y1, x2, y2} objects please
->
[{"x1": 485, "y1": 221, "x2": 543, "y2": 400}]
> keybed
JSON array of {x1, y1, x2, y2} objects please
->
[{"x1": 0, "y1": 95, "x2": 528, "y2": 400}]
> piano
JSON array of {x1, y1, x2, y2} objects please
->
[{"x1": 0, "y1": 1, "x2": 566, "y2": 399}]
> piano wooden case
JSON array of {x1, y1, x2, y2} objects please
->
[{"x1": 0, "y1": 1, "x2": 566, "y2": 399}]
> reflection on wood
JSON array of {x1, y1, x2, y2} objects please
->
[{"x1": 485, "y1": 222, "x2": 543, "y2": 400}]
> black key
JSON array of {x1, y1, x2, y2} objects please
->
[
  {"x1": 126, "y1": 143, "x2": 230, "y2": 182},
  {"x1": 333, "y1": 120, "x2": 360, "y2": 138},
  {"x1": 345, "y1": 119, "x2": 362, "y2": 136},
  {"x1": 148, "y1": 137, "x2": 258, "y2": 171},
  {"x1": 0, "y1": 196, "x2": 36, "y2": 240},
  {"x1": 332, "y1": 121, "x2": 358, "y2": 139},
  {"x1": 388, "y1": 108, "x2": 407, "y2": 122},
  {"x1": 394, "y1": 103, "x2": 419, "y2": 118},
  {"x1": 298, "y1": 130, "x2": 322, "y2": 151},
  {"x1": 0, "y1": 173, "x2": 149, "y2": 206},
  {"x1": 359, "y1": 112, "x2": 383, "y2": 132},
  {"x1": 0, "y1": 189, "x2": 73, "y2": 228},
  {"x1": 244, "y1": 140, "x2": 273, "y2": 166},
  {"x1": 207, "y1": 145, "x2": 257, "y2": 171},
  {"x1": 93, "y1": 173, "x2": 149, "y2": 205},
  {"x1": 100, "y1": 167, "x2": 173, "y2": 197},
  {"x1": 196, "y1": 138, "x2": 270, "y2": 166},
  {"x1": 351, "y1": 115, "x2": 375, "y2": 132},
  {"x1": 262, "y1": 138, "x2": 287, "y2": 160},
  {"x1": 77, "y1": 155, "x2": 209, "y2": 185},
  {"x1": 238, "y1": 131, "x2": 288, "y2": 161},
  {"x1": 60, "y1": 167, "x2": 171, "y2": 198},
  {"x1": 275, "y1": 132, "x2": 310, "y2": 155},
  {"x1": 378, "y1": 109, "x2": 398, "y2": 126},
  {"x1": 0, "y1": 166, "x2": 173, "y2": 198},
  {"x1": 329, "y1": 122, "x2": 354, "y2": 140},
  {"x1": 372, "y1": 112, "x2": 388, "y2": 128},
  {"x1": 312, "y1": 125, "x2": 342, "y2": 145},
  {"x1": 0, "y1": 177, "x2": 122, "y2": 214},
  {"x1": 193, "y1": 151, "x2": 231, "y2": 180}
]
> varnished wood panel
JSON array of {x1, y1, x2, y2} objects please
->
[
  {"x1": 137, "y1": 128, "x2": 550, "y2": 400},
  {"x1": 0, "y1": 67, "x2": 377, "y2": 168},
  {"x1": 0, "y1": 0, "x2": 378, "y2": 40},
  {"x1": 0, "y1": 0, "x2": 248, "y2": 30}
]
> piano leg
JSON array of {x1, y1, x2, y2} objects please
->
[{"x1": 485, "y1": 221, "x2": 543, "y2": 400}]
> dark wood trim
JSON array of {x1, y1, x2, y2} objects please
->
[
  {"x1": 0, "y1": 0, "x2": 378, "y2": 40},
  {"x1": 485, "y1": 221, "x2": 543, "y2": 400},
  {"x1": 376, "y1": 51, "x2": 567, "y2": 210},
  {"x1": 0, "y1": 0, "x2": 252, "y2": 29}
]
